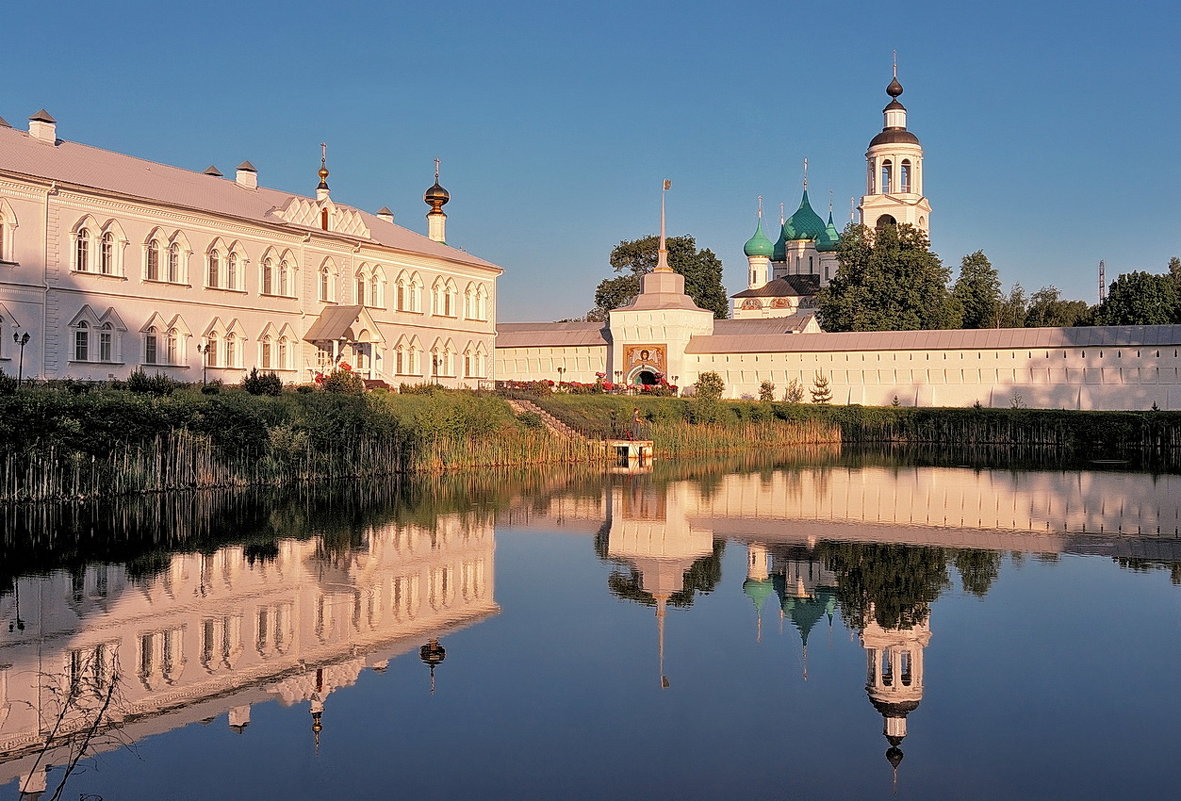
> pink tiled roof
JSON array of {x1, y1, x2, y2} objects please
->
[
  {"x1": 496, "y1": 321, "x2": 609, "y2": 348},
  {"x1": 0, "y1": 123, "x2": 501, "y2": 272},
  {"x1": 685, "y1": 325, "x2": 1181, "y2": 354}
]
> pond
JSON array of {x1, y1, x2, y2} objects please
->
[{"x1": 2, "y1": 450, "x2": 1180, "y2": 800}]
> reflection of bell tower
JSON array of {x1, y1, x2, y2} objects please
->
[{"x1": 860, "y1": 607, "x2": 931, "y2": 782}]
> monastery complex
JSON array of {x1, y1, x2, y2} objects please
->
[{"x1": 1, "y1": 71, "x2": 1180, "y2": 408}]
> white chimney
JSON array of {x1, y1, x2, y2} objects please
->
[
  {"x1": 28, "y1": 109, "x2": 57, "y2": 144},
  {"x1": 235, "y1": 161, "x2": 258, "y2": 189},
  {"x1": 376, "y1": 207, "x2": 394, "y2": 223}
]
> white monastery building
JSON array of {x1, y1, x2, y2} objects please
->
[
  {"x1": 496, "y1": 71, "x2": 1181, "y2": 410},
  {"x1": 0, "y1": 111, "x2": 501, "y2": 385}
]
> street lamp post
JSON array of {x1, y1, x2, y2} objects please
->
[
  {"x1": 196, "y1": 342, "x2": 209, "y2": 384},
  {"x1": 432, "y1": 355, "x2": 439, "y2": 385},
  {"x1": 12, "y1": 331, "x2": 29, "y2": 387}
]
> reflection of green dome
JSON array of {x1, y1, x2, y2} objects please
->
[
  {"x1": 743, "y1": 578, "x2": 775, "y2": 610},
  {"x1": 783, "y1": 190, "x2": 827, "y2": 242},
  {"x1": 743, "y1": 220, "x2": 775, "y2": 258},
  {"x1": 816, "y1": 211, "x2": 840, "y2": 253},
  {"x1": 773, "y1": 579, "x2": 838, "y2": 646}
]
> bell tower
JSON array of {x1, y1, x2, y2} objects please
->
[{"x1": 859, "y1": 60, "x2": 931, "y2": 235}]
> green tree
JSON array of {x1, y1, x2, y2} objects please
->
[
  {"x1": 817, "y1": 223, "x2": 961, "y2": 331},
  {"x1": 952, "y1": 250, "x2": 1002, "y2": 329},
  {"x1": 998, "y1": 283, "x2": 1027, "y2": 328},
  {"x1": 1169, "y1": 256, "x2": 1181, "y2": 286},
  {"x1": 588, "y1": 235, "x2": 729, "y2": 320},
  {"x1": 810, "y1": 371, "x2": 832, "y2": 404},
  {"x1": 1024, "y1": 286, "x2": 1091, "y2": 327},
  {"x1": 1094, "y1": 271, "x2": 1181, "y2": 325},
  {"x1": 694, "y1": 371, "x2": 724, "y2": 401},
  {"x1": 783, "y1": 378, "x2": 804, "y2": 404},
  {"x1": 758, "y1": 380, "x2": 775, "y2": 402}
]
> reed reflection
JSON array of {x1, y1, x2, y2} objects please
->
[{"x1": 0, "y1": 481, "x2": 500, "y2": 798}]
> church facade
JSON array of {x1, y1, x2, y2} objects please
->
[
  {"x1": 495, "y1": 72, "x2": 1181, "y2": 410},
  {"x1": 0, "y1": 111, "x2": 501, "y2": 386}
]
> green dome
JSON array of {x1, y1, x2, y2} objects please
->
[
  {"x1": 816, "y1": 211, "x2": 841, "y2": 253},
  {"x1": 743, "y1": 578, "x2": 775, "y2": 610},
  {"x1": 743, "y1": 220, "x2": 775, "y2": 258},
  {"x1": 783, "y1": 190, "x2": 827, "y2": 242},
  {"x1": 773, "y1": 225, "x2": 789, "y2": 261}
]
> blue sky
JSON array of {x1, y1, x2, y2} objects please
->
[{"x1": 6, "y1": 0, "x2": 1178, "y2": 321}]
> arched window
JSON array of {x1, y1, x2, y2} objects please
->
[
  {"x1": 205, "y1": 334, "x2": 219, "y2": 368},
  {"x1": 226, "y1": 252, "x2": 238, "y2": 290},
  {"x1": 277, "y1": 337, "x2": 289, "y2": 370},
  {"x1": 207, "y1": 250, "x2": 220, "y2": 288},
  {"x1": 145, "y1": 326, "x2": 159, "y2": 364},
  {"x1": 278, "y1": 259, "x2": 290, "y2": 296},
  {"x1": 166, "y1": 328, "x2": 180, "y2": 364},
  {"x1": 356, "y1": 271, "x2": 368, "y2": 306},
  {"x1": 0, "y1": 208, "x2": 5, "y2": 260},
  {"x1": 880, "y1": 160, "x2": 893, "y2": 194},
  {"x1": 261, "y1": 336, "x2": 273, "y2": 369},
  {"x1": 319, "y1": 265, "x2": 334, "y2": 302},
  {"x1": 74, "y1": 320, "x2": 90, "y2": 360},
  {"x1": 262, "y1": 258, "x2": 273, "y2": 295},
  {"x1": 370, "y1": 273, "x2": 381, "y2": 308},
  {"x1": 900, "y1": 160, "x2": 911, "y2": 193},
  {"x1": 98, "y1": 322, "x2": 113, "y2": 362},
  {"x1": 410, "y1": 275, "x2": 423, "y2": 312},
  {"x1": 167, "y1": 243, "x2": 181, "y2": 283},
  {"x1": 225, "y1": 333, "x2": 237, "y2": 368},
  {"x1": 396, "y1": 276, "x2": 407, "y2": 311},
  {"x1": 76, "y1": 227, "x2": 91, "y2": 272},
  {"x1": 146, "y1": 239, "x2": 160, "y2": 281},
  {"x1": 100, "y1": 232, "x2": 114, "y2": 275}
]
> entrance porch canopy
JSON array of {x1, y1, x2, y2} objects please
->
[{"x1": 302, "y1": 305, "x2": 385, "y2": 345}]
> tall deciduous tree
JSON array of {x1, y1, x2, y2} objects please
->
[
  {"x1": 1023, "y1": 285, "x2": 1091, "y2": 327},
  {"x1": 1094, "y1": 271, "x2": 1181, "y2": 325},
  {"x1": 952, "y1": 250, "x2": 1002, "y2": 329},
  {"x1": 588, "y1": 235, "x2": 728, "y2": 320},
  {"x1": 817, "y1": 223, "x2": 961, "y2": 332},
  {"x1": 998, "y1": 283, "x2": 1027, "y2": 328}
]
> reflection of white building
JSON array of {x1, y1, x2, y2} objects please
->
[
  {"x1": 0, "y1": 514, "x2": 497, "y2": 796},
  {"x1": 605, "y1": 480, "x2": 714, "y2": 688},
  {"x1": 0, "y1": 113, "x2": 500, "y2": 384}
]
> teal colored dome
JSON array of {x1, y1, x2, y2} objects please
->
[
  {"x1": 773, "y1": 225, "x2": 788, "y2": 261},
  {"x1": 743, "y1": 578, "x2": 775, "y2": 610},
  {"x1": 816, "y1": 211, "x2": 841, "y2": 253},
  {"x1": 783, "y1": 190, "x2": 827, "y2": 242},
  {"x1": 743, "y1": 220, "x2": 774, "y2": 258}
]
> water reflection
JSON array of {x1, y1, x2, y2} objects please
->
[
  {"x1": 1, "y1": 452, "x2": 1180, "y2": 799},
  {"x1": 0, "y1": 482, "x2": 498, "y2": 797}
]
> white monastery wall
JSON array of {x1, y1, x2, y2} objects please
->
[
  {"x1": 683, "y1": 343, "x2": 1181, "y2": 408},
  {"x1": 495, "y1": 344, "x2": 607, "y2": 384}
]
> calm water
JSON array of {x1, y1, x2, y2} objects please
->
[{"x1": 2, "y1": 451, "x2": 1181, "y2": 800}]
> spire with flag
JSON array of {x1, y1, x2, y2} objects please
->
[{"x1": 656, "y1": 179, "x2": 673, "y2": 272}]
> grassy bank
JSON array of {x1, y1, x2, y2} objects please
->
[
  {"x1": 0, "y1": 384, "x2": 604, "y2": 502},
  {"x1": 534, "y1": 394, "x2": 1181, "y2": 456}
]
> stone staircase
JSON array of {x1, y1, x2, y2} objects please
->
[{"x1": 506, "y1": 399, "x2": 587, "y2": 440}]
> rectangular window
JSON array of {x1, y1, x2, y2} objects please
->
[
  {"x1": 74, "y1": 330, "x2": 88, "y2": 361},
  {"x1": 99, "y1": 332, "x2": 112, "y2": 362},
  {"x1": 145, "y1": 334, "x2": 158, "y2": 364}
]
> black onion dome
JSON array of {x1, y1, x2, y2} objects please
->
[
  {"x1": 869, "y1": 697, "x2": 922, "y2": 718},
  {"x1": 869, "y1": 129, "x2": 921, "y2": 147},
  {"x1": 886, "y1": 746, "x2": 905, "y2": 769},
  {"x1": 424, "y1": 181, "x2": 450, "y2": 208},
  {"x1": 887, "y1": 76, "x2": 904, "y2": 98}
]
